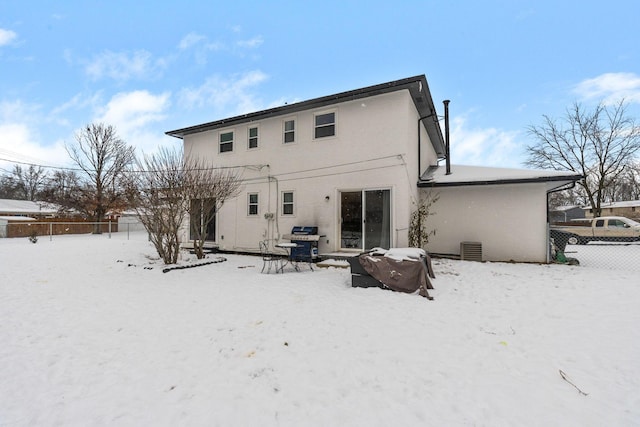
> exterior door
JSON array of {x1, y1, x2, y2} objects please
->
[
  {"x1": 190, "y1": 198, "x2": 216, "y2": 241},
  {"x1": 340, "y1": 189, "x2": 391, "y2": 250}
]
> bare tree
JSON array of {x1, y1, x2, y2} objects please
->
[
  {"x1": 183, "y1": 154, "x2": 242, "y2": 259},
  {"x1": 526, "y1": 100, "x2": 640, "y2": 217},
  {"x1": 40, "y1": 170, "x2": 83, "y2": 216},
  {"x1": 126, "y1": 148, "x2": 242, "y2": 264},
  {"x1": 602, "y1": 162, "x2": 640, "y2": 202},
  {"x1": 0, "y1": 171, "x2": 19, "y2": 199},
  {"x1": 127, "y1": 147, "x2": 186, "y2": 264},
  {"x1": 66, "y1": 123, "x2": 135, "y2": 232},
  {"x1": 0, "y1": 164, "x2": 49, "y2": 200}
]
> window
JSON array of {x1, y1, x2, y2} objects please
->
[
  {"x1": 284, "y1": 120, "x2": 295, "y2": 143},
  {"x1": 282, "y1": 191, "x2": 294, "y2": 215},
  {"x1": 609, "y1": 219, "x2": 628, "y2": 228},
  {"x1": 248, "y1": 127, "x2": 258, "y2": 149},
  {"x1": 248, "y1": 193, "x2": 259, "y2": 216},
  {"x1": 315, "y1": 112, "x2": 335, "y2": 138},
  {"x1": 219, "y1": 131, "x2": 233, "y2": 153}
]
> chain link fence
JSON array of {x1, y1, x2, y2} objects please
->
[
  {"x1": 550, "y1": 223, "x2": 640, "y2": 272},
  {"x1": 562, "y1": 242, "x2": 640, "y2": 272}
]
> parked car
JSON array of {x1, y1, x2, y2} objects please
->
[{"x1": 552, "y1": 216, "x2": 640, "y2": 244}]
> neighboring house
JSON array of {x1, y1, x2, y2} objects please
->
[
  {"x1": 0, "y1": 198, "x2": 57, "y2": 218},
  {"x1": 584, "y1": 200, "x2": 640, "y2": 221},
  {"x1": 549, "y1": 205, "x2": 585, "y2": 223},
  {"x1": 166, "y1": 75, "x2": 582, "y2": 263}
]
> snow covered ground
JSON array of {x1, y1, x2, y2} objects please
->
[
  {"x1": 1, "y1": 232, "x2": 639, "y2": 426},
  {"x1": 564, "y1": 242, "x2": 640, "y2": 272}
]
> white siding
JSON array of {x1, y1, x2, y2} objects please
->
[
  {"x1": 182, "y1": 90, "x2": 440, "y2": 253},
  {"x1": 425, "y1": 183, "x2": 549, "y2": 262}
]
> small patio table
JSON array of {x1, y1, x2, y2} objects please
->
[{"x1": 275, "y1": 242, "x2": 301, "y2": 272}]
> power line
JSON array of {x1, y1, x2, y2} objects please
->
[
  {"x1": 0, "y1": 153, "x2": 406, "y2": 183},
  {"x1": 0, "y1": 157, "x2": 82, "y2": 172}
]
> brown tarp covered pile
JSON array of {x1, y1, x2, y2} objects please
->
[{"x1": 358, "y1": 252, "x2": 435, "y2": 300}]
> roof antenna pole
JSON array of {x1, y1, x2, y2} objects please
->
[{"x1": 444, "y1": 100, "x2": 451, "y2": 175}]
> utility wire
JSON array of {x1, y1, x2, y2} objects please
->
[{"x1": 0, "y1": 154, "x2": 403, "y2": 178}]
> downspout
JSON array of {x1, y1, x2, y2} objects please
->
[
  {"x1": 444, "y1": 100, "x2": 451, "y2": 175},
  {"x1": 417, "y1": 111, "x2": 437, "y2": 180},
  {"x1": 546, "y1": 180, "x2": 580, "y2": 263}
]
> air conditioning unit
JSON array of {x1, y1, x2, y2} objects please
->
[{"x1": 460, "y1": 241, "x2": 482, "y2": 262}]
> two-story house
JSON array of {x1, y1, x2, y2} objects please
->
[{"x1": 167, "y1": 75, "x2": 582, "y2": 263}]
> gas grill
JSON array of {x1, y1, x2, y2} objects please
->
[{"x1": 283, "y1": 226, "x2": 320, "y2": 262}]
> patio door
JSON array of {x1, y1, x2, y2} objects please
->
[
  {"x1": 340, "y1": 189, "x2": 391, "y2": 250},
  {"x1": 190, "y1": 198, "x2": 216, "y2": 241}
]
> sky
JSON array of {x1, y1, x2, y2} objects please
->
[{"x1": 1, "y1": 0, "x2": 639, "y2": 173}]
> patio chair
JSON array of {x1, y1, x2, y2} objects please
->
[{"x1": 259, "y1": 240, "x2": 283, "y2": 273}]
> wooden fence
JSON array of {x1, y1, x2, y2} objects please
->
[{"x1": 1, "y1": 219, "x2": 118, "y2": 238}]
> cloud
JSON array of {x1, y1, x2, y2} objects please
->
[
  {"x1": 50, "y1": 91, "x2": 104, "y2": 125},
  {"x1": 177, "y1": 32, "x2": 225, "y2": 65},
  {"x1": 178, "y1": 32, "x2": 207, "y2": 50},
  {"x1": 95, "y1": 90, "x2": 170, "y2": 134},
  {"x1": 0, "y1": 123, "x2": 69, "y2": 168},
  {"x1": 91, "y1": 90, "x2": 172, "y2": 154},
  {"x1": 449, "y1": 114, "x2": 524, "y2": 168},
  {"x1": 237, "y1": 36, "x2": 264, "y2": 49},
  {"x1": 177, "y1": 31, "x2": 263, "y2": 64},
  {"x1": 573, "y1": 72, "x2": 640, "y2": 104},
  {"x1": 0, "y1": 28, "x2": 17, "y2": 46},
  {"x1": 0, "y1": 100, "x2": 73, "y2": 168},
  {"x1": 177, "y1": 71, "x2": 268, "y2": 115},
  {"x1": 85, "y1": 50, "x2": 162, "y2": 81}
]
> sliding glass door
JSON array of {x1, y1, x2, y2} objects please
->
[{"x1": 340, "y1": 189, "x2": 391, "y2": 250}]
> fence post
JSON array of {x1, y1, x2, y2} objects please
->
[
  {"x1": 50, "y1": 222, "x2": 53, "y2": 241},
  {"x1": 108, "y1": 221, "x2": 112, "y2": 239},
  {"x1": 127, "y1": 222, "x2": 130, "y2": 240}
]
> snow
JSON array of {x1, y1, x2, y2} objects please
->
[
  {"x1": 0, "y1": 199, "x2": 58, "y2": 216},
  {"x1": 0, "y1": 216, "x2": 36, "y2": 221},
  {"x1": 379, "y1": 247, "x2": 426, "y2": 261},
  {"x1": 1, "y1": 232, "x2": 639, "y2": 426},
  {"x1": 423, "y1": 164, "x2": 582, "y2": 185}
]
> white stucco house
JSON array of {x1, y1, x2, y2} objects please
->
[{"x1": 166, "y1": 75, "x2": 582, "y2": 263}]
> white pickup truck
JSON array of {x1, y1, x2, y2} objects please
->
[{"x1": 552, "y1": 216, "x2": 640, "y2": 245}]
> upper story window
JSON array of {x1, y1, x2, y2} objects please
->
[
  {"x1": 282, "y1": 191, "x2": 294, "y2": 215},
  {"x1": 284, "y1": 120, "x2": 295, "y2": 143},
  {"x1": 219, "y1": 131, "x2": 234, "y2": 153},
  {"x1": 248, "y1": 193, "x2": 259, "y2": 216},
  {"x1": 248, "y1": 127, "x2": 258, "y2": 149},
  {"x1": 314, "y1": 112, "x2": 335, "y2": 138}
]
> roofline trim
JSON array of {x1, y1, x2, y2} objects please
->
[
  {"x1": 166, "y1": 75, "x2": 439, "y2": 141},
  {"x1": 417, "y1": 174, "x2": 584, "y2": 188}
]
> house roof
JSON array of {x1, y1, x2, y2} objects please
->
[
  {"x1": 584, "y1": 200, "x2": 640, "y2": 210},
  {"x1": 418, "y1": 164, "x2": 583, "y2": 191},
  {"x1": 0, "y1": 198, "x2": 58, "y2": 215},
  {"x1": 551, "y1": 205, "x2": 583, "y2": 212},
  {"x1": 0, "y1": 215, "x2": 36, "y2": 221},
  {"x1": 166, "y1": 74, "x2": 446, "y2": 158}
]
